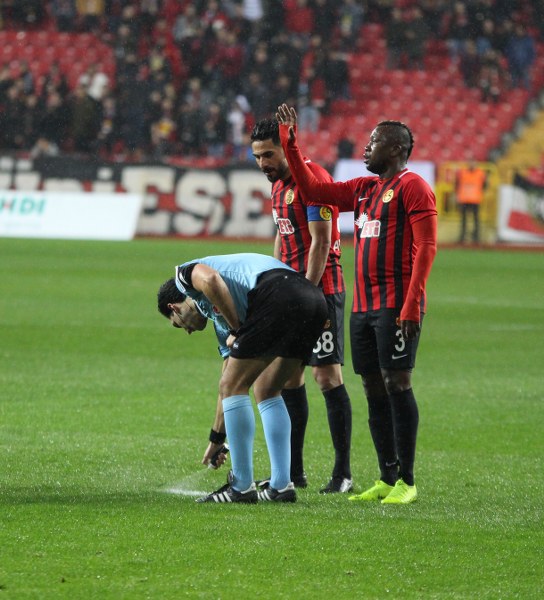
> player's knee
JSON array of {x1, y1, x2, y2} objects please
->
[
  {"x1": 382, "y1": 369, "x2": 412, "y2": 395},
  {"x1": 312, "y1": 365, "x2": 343, "y2": 391},
  {"x1": 361, "y1": 371, "x2": 386, "y2": 398}
]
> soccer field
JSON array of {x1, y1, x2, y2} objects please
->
[{"x1": 1, "y1": 237, "x2": 542, "y2": 599}]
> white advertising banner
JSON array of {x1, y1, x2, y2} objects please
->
[
  {"x1": 333, "y1": 160, "x2": 436, "y2": 234},
  {"x1": 0, "y1": 190, "x2": 143, "y2": 241},
  {"x1": 497, "y1": 179, "x2": 544, "y2": 244}
]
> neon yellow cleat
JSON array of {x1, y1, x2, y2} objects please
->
[
  {"x1": 348, "y1": 480, "x2": 394, "y2": 502},
  {"x1": 381, "y1": 479, "x2": 417, "y2": 504}
]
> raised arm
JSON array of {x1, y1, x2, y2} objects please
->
[{"x1": 276, "y1": 103, "x2": 357, "y2": 211}]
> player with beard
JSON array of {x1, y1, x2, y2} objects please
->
[
  {"x1": 250, "y1": 118, "x2": 354, "y2": 494},
  {"x1": 276, "y1": 104, "x2": 437, "y2": 504}
]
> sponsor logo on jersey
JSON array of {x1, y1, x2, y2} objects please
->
[
  {"x1": 285, "y1": 189, "x2": 295, "y2": 204},
  {"x1": 277, "y1": 218, "x2": 295, "y2": 235},
  {"x1": 319, "y1": 206, "x2": 332, "y2": 221},
  {"x1": 382, "y1": 189, "x2": 394, "y2": 204},
  {"x1": 355, "y1": 212, "x2": 381, "y2": 238}
]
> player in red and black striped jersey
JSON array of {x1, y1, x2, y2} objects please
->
[
  {"x1": 277, "y1": 104, "x2": 437, "y2": 504},
  {"x1": 251, "y1": 118, "x2": 354, "y2": 494}
]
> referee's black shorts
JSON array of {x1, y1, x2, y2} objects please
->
[{"x1": 229, "y1": 269, "x2": 328, "y2": 361}]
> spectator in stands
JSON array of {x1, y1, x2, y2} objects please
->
[
  {"x1": 478, "y1": 48, "x2": 504, "y2": 103},
  {"x1": 227, "y1": 95, "x2": 250, "y2": 161},
  {"x1": 1, "y1": 84, "x2": 25, "y2": 149},
  {"x1": 172, "y1": 4, "x2": 200, "y2": 52},
  {"x1": 37, "y1": 91, "x2": 70, "y2": 149},
  {"x1": 312, "y1": 0, "x2": 337, "y2": 41},
  {"x1": 177, "y1": 99, "x2": 204, "y2": 156},
  {"x1": 0, "y1": 65, "x2": 14, "y2": 105},
  {"x1": 504, "y1": 24, "x2": 536, "y2": 89},
  {"x1": 246, "y1": 72, "x2": 270, "y2": 120},
  {"x1": 12, "y1": 0, "x2": 45, "y2": 27},
  {"x1": 22, "y1": 93, "x2": 42, "y2": 148},
  {"x1": 94, "y1": 94, "x2": 118, "y2": 157},
  {"x1": 385, "y1": 8, "x2": 407, "y2": 69},
  {"x1": 70, "y1": 83, "x2": 101, "y2": 153},
  {"x1": 40, "y1": 62, "x2": 70, "y2": 100},
  {"x1": 76, "y1": 0, "x2": 104, "y2": 33},
  {"x1": 209, "y1": 28, "x2": 246, "y2": 96},
  {"x1": 139, "y1": 0, "x2": 161, "y2": 36},
  {"x1": 444, "y1": 1, "x2": 471, "y2": 64},
  {"x1": 78, "y1": 63, "x2": 110, "y2": 102},
  {"x1": 18, "y1": 60, "x2": 35, "y2": 96},
  {"x1": 318, "y1": 44, "x2": 351, "y2": 111},
  {"x1": 459, "y1": 39, "x2": 481, "y2": 88},
  {"x1": 202, "y1": 102, "x2": 228, "y2": 158},
  {"x1": 150, "y1": 98, "x2": 177, "y2": 159},
  {"x1": 297, "y1": 66, "x2": 321, "y2": 133},
  {"x1": 420, "y1": 0, "x2": 448, "y2": 40},
  {"x1": 284, "y1": 0, "x2": 315, "y2": 49},
  {"x1": 403, "y1": 7, "x2": 430, "y2": 70},
  {"x1": 52, "y1": 0, "x2": 77, "y2": 32},
  {"x1": 475, "y1": 19, "x2": 496, "y2": 57},
  {"x1": 338, "y1": 0, "x2": 364, "y2": 49}
]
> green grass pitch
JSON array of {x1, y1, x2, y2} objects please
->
[{"x1": 1, "y1": 237, "x2": 542, "y2": 599}]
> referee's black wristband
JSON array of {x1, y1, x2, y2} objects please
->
[
  {"x1": 209, "y1": 429, "x2": 226, "y2": 445},
  {"x1": 228, "y1": 328, "x2": 238, "y2": 336}
]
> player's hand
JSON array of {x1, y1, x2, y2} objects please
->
[
  {"x1": 202, "y1": 442, "x2": 228, "y2": 469},
  {"x1": 276, "y1": 103, "x2": 297, "y2": 142},
  {"x1": 400, "y1": 319, "x2": 420, "y2": 341},
  {"x1": 226, "y1": 333, "x2": 236, "y2": 348}
]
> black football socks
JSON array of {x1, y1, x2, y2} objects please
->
[
  {"x1": 281, "y1": 385, "x2": 309, "y2": 480},
  {"x1": 323, "y1": 384, "x2": 352, "y2": 480}
]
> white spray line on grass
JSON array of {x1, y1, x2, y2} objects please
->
[
  {"x1": 159, "y1": 468, "x2": 219, "y2": 497},
  {"x1": 163, "y1": 486, "x2": 207, "y2": 497}
]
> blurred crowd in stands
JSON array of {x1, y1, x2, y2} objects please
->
[{"x1": 0, "y1": 0, "x2": 542, "y2": 164}]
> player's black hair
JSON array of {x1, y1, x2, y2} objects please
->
[
  {"x1": 377, "y1": 120, "x2": 414, "y2": 159},
  {"x1": 157, "y1": 277, "x2": 185, "y2": 318},
  {"x1": 250, "y1": 118, "x2": 280, "y2": 145}
]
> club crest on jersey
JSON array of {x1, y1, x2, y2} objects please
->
[
  {"x1": 319, "y1": 206, "x2": 332, "y2": 221},
  {"x1": 285, "y1": 189, "x2": 295, "y2": 204},
  {"x1": 382, "y1": 189, "x2": 394, "y2": 204}
]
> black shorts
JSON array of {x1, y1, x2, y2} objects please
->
[
  {"x1": 308, "y1": 292, "x2": 346, "y2": 367},
  {"x1": 229, "y1": 269, "x2": 328, "y2": 361},
  {"x1": 350, "y1": 309, "x2": 423, "y2": 375}
]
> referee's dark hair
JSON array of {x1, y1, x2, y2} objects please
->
[
  {"x1": 378, "y1": 120, "x2": 414, "y2": 160},
  {"x1": 250, "y1": 118, "x2": 280, "y2": 145},
  {"x1": 157, "y1": 277, "x2": 186, "y2": 318}
]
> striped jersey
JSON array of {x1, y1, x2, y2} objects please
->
[
  {"x1": 271, "y1": 159, "x2": 345, "y2": 295},
  {"x1": 286, "y1": 166, "x2": 437, "y2": 314}
]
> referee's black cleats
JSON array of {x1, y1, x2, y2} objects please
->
[
  {"x1": 257, "y1": 482, "x2": 297, "y2": 503},
  {"x1": 196, "y1": 471, "x2": 258, "y2": 504}
]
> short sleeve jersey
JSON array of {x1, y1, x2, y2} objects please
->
[
  {"x1": 174, "y1": 253, "x2": 293, "y2": 357},
  {"x1": 271, "y1": 159, "x2": 345, "y2": 295}
]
